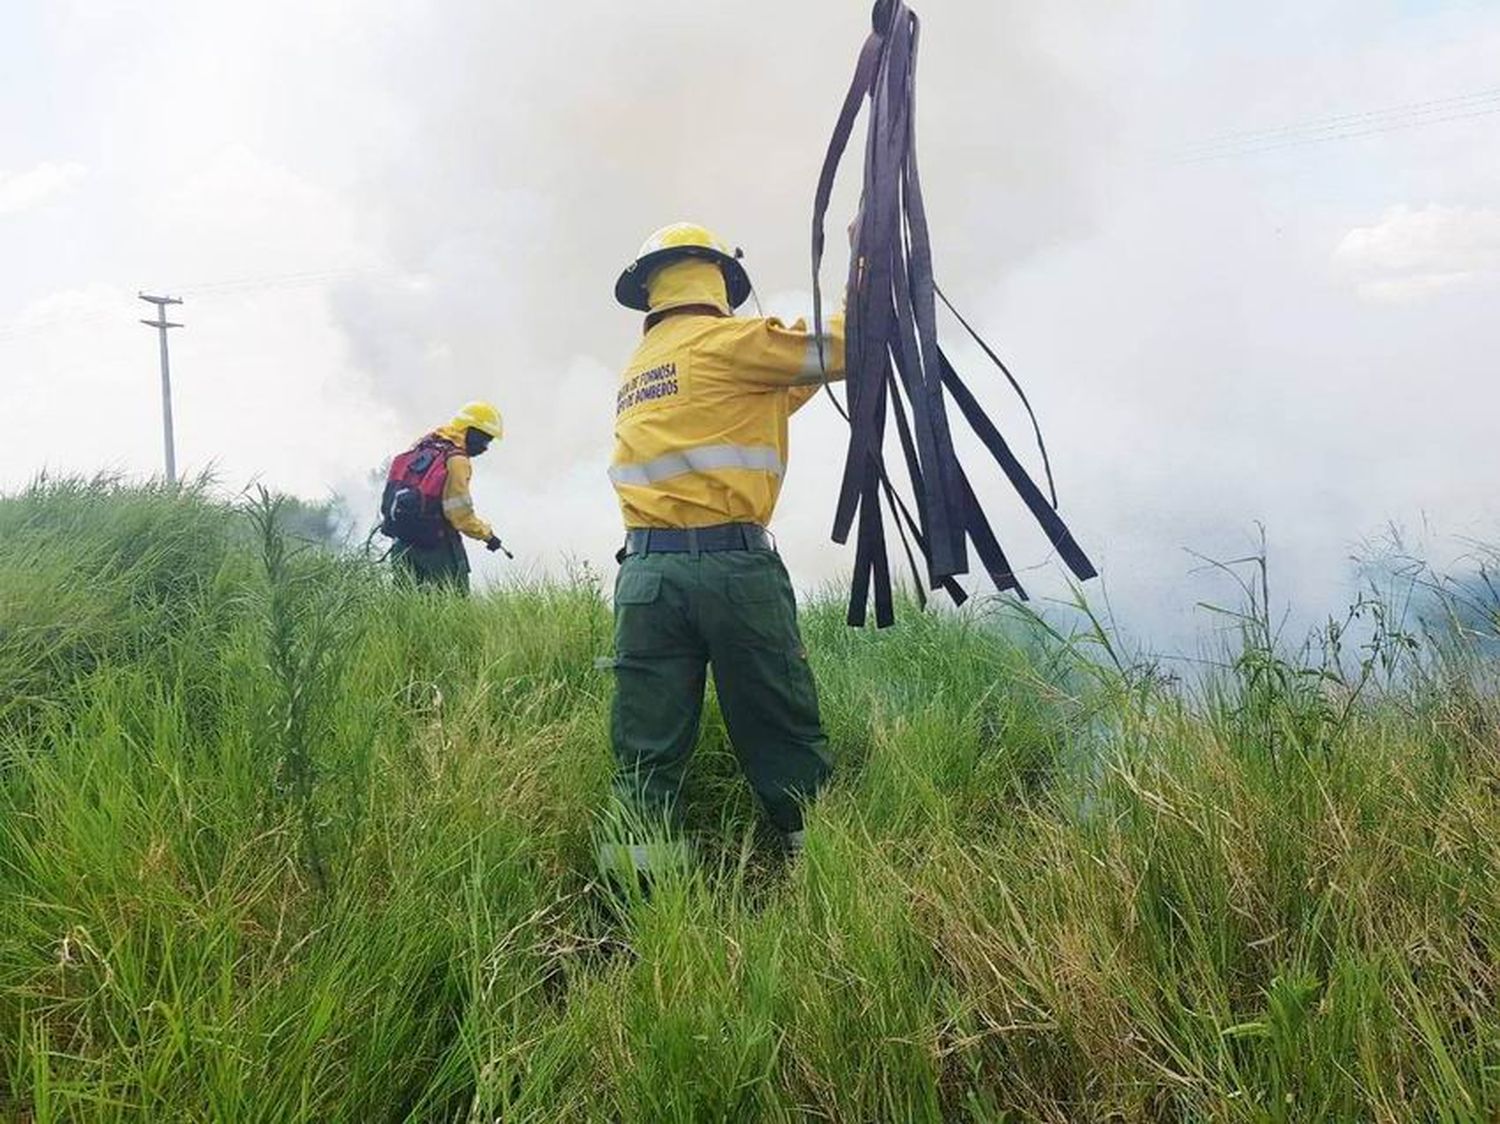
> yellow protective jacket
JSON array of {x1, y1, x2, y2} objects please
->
[
  {"x1": 430, "y1": 424, "x2": 494, "y2": 542},
  {"x1": 610, "y1": 310, "x2": 846, "y2": 529}
]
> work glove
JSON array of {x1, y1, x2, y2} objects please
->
[{"x1": 485, "y1": 535, "x2": 513, "y2": 559}]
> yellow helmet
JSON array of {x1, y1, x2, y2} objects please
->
[
  {"x1": 450, "y1": 400, "x2": 504, "y2": 441},
  {"x1": 615, "y1": 222, "x2": 752, "y2": 313}
]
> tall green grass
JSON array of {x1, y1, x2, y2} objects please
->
[{"x1": 1, "y1": 479, "x2": 1497, "y2": 1121}]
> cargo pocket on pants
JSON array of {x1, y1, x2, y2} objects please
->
[{"x1": 613, "y1": 567, "x2": 663, "y2": 657}]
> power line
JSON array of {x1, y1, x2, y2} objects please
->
[
  {"x1": 1172, "y1": 84, "x2": 1500, "y2": 155},
  {"x1": 1171, "y1": 101, "x2": 1500, "y2": 164},
  {"x1": 178, "y1": 263, "x2": 390, "y2": 297},
  {"x1": 0, "y1": 305, "x2": 126, "y2": 344},
  {"x1": 0, "y1": 265, "x2": 398, "y2": 345},
  {"x1": 1167, "y1": 84, "x2": 1500, "y2": 164}
]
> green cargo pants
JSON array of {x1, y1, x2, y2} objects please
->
[
  {"x1": 392, "y1": 533, "x2": 470, "y2": 594},
  {"x1": 609, "y1": 548, "x2": 831, "y2": 836}
]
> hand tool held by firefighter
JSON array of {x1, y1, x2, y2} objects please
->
[
  {"x1": 485, "y1": 534, "x2": 513, "y2": 559},
  {"x1": 811, "y1": 0, "x2": 1097, "y2": 627}
]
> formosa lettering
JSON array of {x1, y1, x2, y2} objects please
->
[{"x1": 617, "y1": 362, "x2": 680, "y2": 415}]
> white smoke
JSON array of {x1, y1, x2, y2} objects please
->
[{"x1": 326, "y1": 1, "x2": 1129, "y2": 600}]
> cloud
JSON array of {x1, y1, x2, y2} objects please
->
[
  {"x1": 1335, "y1": 204, "x2": 1500, "y2": 301},
  {"x1": 0, "y1": 162, "x2": 87, "y2": 217}
]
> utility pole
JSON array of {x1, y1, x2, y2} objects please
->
[{"x1": 138, "y1": 293, "x2": 183, "y2": 485}]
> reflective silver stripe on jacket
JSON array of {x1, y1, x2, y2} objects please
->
[
  {"x1": 792, "y1": 331, "x2": 840, "y2": 383},
  {"x1": 609, "y1": 443, "x2": 785, "y2": 487},
  {"x1": 441, "y1": 495, "x2": 473, "y2": 513}
]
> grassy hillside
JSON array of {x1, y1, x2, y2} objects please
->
[{"x1": 1, "y1": 479, "x2": 1498, "y2": 1121}]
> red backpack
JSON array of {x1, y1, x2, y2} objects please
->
[{"x1": 379, "y1": 436, "x2": 460, "y2": 547}]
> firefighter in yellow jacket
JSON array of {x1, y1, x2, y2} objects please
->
[
  {"x1": 601, "y1": 222, "x2": 846, "y2": 875},
  {"x1": 384, "y1": 401, "x2": 507, "y2": 594}
]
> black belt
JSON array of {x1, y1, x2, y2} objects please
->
[{"x1": 620, "y1": 522, "x2": 772, "y2": 557}]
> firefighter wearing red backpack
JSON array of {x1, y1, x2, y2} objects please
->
[{"x1": 379, "y1": 401, "x2": 508, "y2": 592}]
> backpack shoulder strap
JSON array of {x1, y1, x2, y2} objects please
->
[{"x1": 419, "y1": 435, "x2": 462, "y2": 459}]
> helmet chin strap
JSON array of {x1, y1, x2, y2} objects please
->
[{"x1": 734, "y1": 246, "x2": 765, "y2": 317}]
